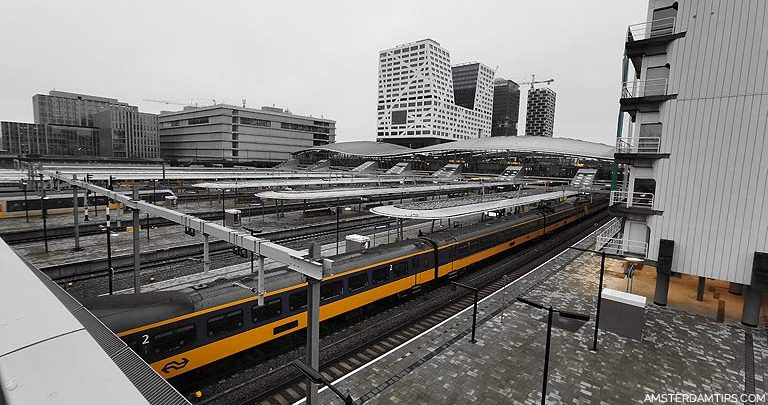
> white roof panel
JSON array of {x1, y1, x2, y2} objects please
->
[
  {"x1": 370, "y1": 190, "x2": 579, "y2": 219},
  {"x1": 1, "y1": 331, "x2": 148, "y2": 405}
]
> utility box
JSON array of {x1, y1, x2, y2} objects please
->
[
  {"x1": 346, "y1": 234, "x2": 370, "y2": 252},
  {"x1": 225, "y1": 209, "x2": 241, "y2": 227},
  {"x1": 599, "y1": 288, "x2": 646, "y2": 340},
  {"x1": 164, "y1": 195, "x2": 178, "y2": 208}
]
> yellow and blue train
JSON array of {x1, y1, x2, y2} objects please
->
[{"x1": 85, "y1": 194, "x2": 606, "y2": 378}]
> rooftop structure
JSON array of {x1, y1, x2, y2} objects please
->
[
  {"x1": 0, "y1": 237, "x2": 189, "y2": 404},
  {"x1": 294, "y1": 137, "x2": 615, "y2": 182},
  {"x1": 376, "y1": 39, "x2": 495, "y2": 149}
]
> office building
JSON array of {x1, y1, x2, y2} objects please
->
[
  {"x1": 93, "y1": 109, "x2": 159, "y2": 159},
  {"x1": 491, "y1": 78, "x2": 520, "y2": 137},
  {"x1": 158, "y1": 104, "x2": 335, "y2": 164},
  {"x1": 0, "y1": 121, "x2": 100, "y2": 157},
  {"x1": 376, "y1": 39, "x2": 494, "y2": 149},
  {"x1": 29, "y1": 90, "x2": 160, "y2": 159},
  {"x1": 33, "y1": 91, "x2": 134, "y2": 127},
  {"x1": 525, "y1": 87, "x2": 556, "y2": 137},
  {"x1": 611, "y1": 0, "x2": 767, "y2": 325}
]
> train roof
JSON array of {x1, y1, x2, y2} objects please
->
[{"x1": 84, "y1": 291, "x2": 195, "y2": 332}]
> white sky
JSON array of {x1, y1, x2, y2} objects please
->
[{"x1": 0, "y1": 0, "x2": 648, "y2": 145}]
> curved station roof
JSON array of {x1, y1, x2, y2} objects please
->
[{"x1": 296, "y1": 136, "x2": 615, "y2": 160}]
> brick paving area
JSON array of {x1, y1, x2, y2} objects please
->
[{"x1": 316, "y1": 241, "x2": 765, "y2": 404}]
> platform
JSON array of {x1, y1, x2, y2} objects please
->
[
  {"x1": 310, "y1": 226, "x2": 767, "y2": 404},
  {"x1": 193, "y1": 177, "x2": 423, "y2": 190},
  {"x1": 370, "y1": 189, "x2": 579, "y2": 219},
  {"x1": 256, "y1": 182, "x2": 518, "y2": 201}
]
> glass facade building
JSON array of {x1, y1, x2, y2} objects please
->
[
  {"x1": 29, "y1": 90, "x2": 159, "y2": 159},
  {"x1": 491, "y1": 78, "x2": 521, "y2": 137},
  {"x1": 1, "y1": 121, "x2": 99, "y2": 157}
]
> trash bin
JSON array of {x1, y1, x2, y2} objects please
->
[
  {"x1": 599, "y1": 288, "x2": 646, "y2": 340},
  {"x1": 225, "y1": 209, "x2": 241, "y2": 227}
]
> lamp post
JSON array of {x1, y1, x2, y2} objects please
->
[
  {"x1": 222, "y1": 188, "x2": 226, "y2": 226},
  {"x1": 451, "y1": 281, "x2": 479, "y2": 343},
  {"x1": 515, "y1": 297, "x2": 590, "y2": 405},
  {"x1": 40, "y1": 181, "x2": 49, "y2": 253},
  {"x1": 291, "y1": 359, "x2": 356, "y2": 405},
  {"x1": 105, "y1": 207, "x2": 114, "y2": 295},
  {"x1": 336, "y1": 205, "x2": 340, "y2": 255},
  {"x1": 568, "y1": 246, "x2": 643, "y2": 351},
  {"x1": 22, "y1": 181, "x2": 29, "y2": 223}
]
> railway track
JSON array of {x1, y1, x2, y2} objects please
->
[
  {"x1": 0, "y1": 190, "x2": 453, "y2": 244},
  {"x1": 57, "y1": 217, "x2": 425, "y2": 300},
  {"x1": 183, "y1": 209, "x2": 609, "y2": 405},
  {"x1": 52, "y1": 215, "x2": 409, "y2": 282}
]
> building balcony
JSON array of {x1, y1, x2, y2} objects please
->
[
  {"x1": 596, "y1": 236, "x2": 649, "y2": 258},
  {"x1": 614, "y1": 136, "x2": 670, "y2": 162},
  {"x1": 625, "y1": 17, "x2": 686, "y2": 76},
  {"x1": 596, "y1": 221, "x2": 648, "y2": 258},
  {"x1": 609, "y1": 190, "x2": 662, "y2": 216},
  {"x1": 620, "y1": 79, "x2": 677, "y2": 120}
]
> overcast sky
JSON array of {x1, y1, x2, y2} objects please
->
[{"x1": 0, "y1": 0, "x2": 647, "y2": 145}]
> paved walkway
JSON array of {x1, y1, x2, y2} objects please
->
[{"x1": 313, "y1": 236, "x2": 766, "y2": 404}]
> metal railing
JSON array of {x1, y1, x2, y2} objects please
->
[
  {"x1": 622, "y1": 78, "x2": 669, "y2": 98},
  {"x1": 627, "y1": 17, "x2": 676, "y2": 41},
  {"x1": 616, "y1": 136, "x2": 661, "y2": 154},
  {"x1": 610, "y1": 190, "x2": 655, "y2": 209},
  {"x1": 595, "y1": 218, "x2": 622, "y2": 251},
  {"x1": 595, "y1": 236, "x2": 649, "y2": 258}
]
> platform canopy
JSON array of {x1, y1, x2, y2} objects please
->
[
  {"x1": 370, "y1": 190, "x2": 579, "y2": 219},
  {"x1": 294, "y1": 137, "x2": 614, "y2": 161},
  {"x1": 256, "y1": 181, "x2": 518, "y2": 201}
]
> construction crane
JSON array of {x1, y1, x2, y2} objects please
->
[{"x1": 518, "y1": 74, "x2": 554, "y2": 90}]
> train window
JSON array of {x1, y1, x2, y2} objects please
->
[
  {"x1": 289, "y1": 292, "x2": 308, "y2": 311},
  {"x1": 411, "y1": 257, "x2": 420, "y2": 270},
  {"x1": 321, "y1": 281, "x2": 343, "y2": 301},
  {"x1": 424, "y1": 257, "x2": 430, "y2": 267},
  {"x1": 152, "y1": 324, "x2": 196, "y2": 355},
  {"x1": 348, "y1": 273, "x2": 368, "y2": 291},
  {"x1": 252, "y1": 299, "x2": 282, "y2": 323},
  {"x1": 392, "y1": 262, "x2": 408, "y2": 277},
  {"x1": 372, "y1": 267, "x2": 389, "y2": 284},
  {"x1": 274, "y1": 320, "x2": 299, "y2": 335},
  {"x1": 207, "y1": 310, "x2": 244, "y2": 337}
]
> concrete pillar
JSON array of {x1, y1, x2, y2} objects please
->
[
  {"x1": 742, "y1": 285, "x2": 762, "y2": 327},
  {"x1": 653, "y1": 271, "x2": 670, "y2": 306},
  {"x1": 257, "y1": 256, "x2": 265, "y2": 306},
  {"x1": 203, "y1": 234, "x2": 210, "y2": 273},
  {"x1": 72, "y1": 176, "x2": 81, "y2": 251},
  {"x1": 132, "y1": 187, "x2": 141, "y2": 294},
  {"x1": 696, "y1": 276, "x2": 706, "y2": 301},
  {"x1": 728, "y1": 282, "x2": 744, "y2": 296},
  {"x1": 306, "y1": 243, "x2": 322, "y2": 405}
]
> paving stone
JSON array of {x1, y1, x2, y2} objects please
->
[{"x1": 319, "y1": 231, "x2": 762, "y2": 405}]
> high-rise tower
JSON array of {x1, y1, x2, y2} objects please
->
[
  {"x1": 525, "y1": 87, "x2": 556, "y2": 137},
  {"x1": 376, "y1": 39, "x2": 494, "y2": 148}
]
